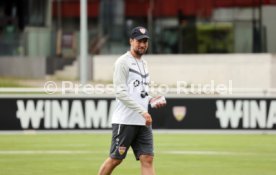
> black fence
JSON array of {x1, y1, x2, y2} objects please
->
[{"x1": 0, "y1": 96, "x2": 275, "y2": 130}]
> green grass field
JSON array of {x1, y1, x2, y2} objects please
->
[{"x1": 0, "y1": 132, "x2": 276, "y2": 175}]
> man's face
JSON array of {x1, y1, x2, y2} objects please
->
[{"x1": 130, "y1": 38, "x2": 149, "y2": 56}]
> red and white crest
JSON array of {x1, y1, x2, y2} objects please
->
[
  {"x1": 172, "y1": 106, "x2": 187, "y2": 122},
  {"x1": 139, "y1": 28, "x2": 146, "y2": 34},
  {"x1": 118, "y1": 146, "x2": 126, "y2": 155}
]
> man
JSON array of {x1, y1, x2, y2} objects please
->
[{"x1": 98, "y1": 26, "x2": 166, "y2": 175}]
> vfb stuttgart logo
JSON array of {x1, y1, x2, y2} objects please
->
[
  {"x1": 118, "y1": 146, "x2": 126, "y2": 155},
  {"x1": 139, "y1": 28, "x2": 146, "y2": 34},
  {"x1": 172, "y1": 106, "x2": 187, "y2": 122}
]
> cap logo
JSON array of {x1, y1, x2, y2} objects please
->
[{"x1": 139, "y1": 28, "x2": 146, "y2": 34}]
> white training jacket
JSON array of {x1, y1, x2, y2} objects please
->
[{"x1": 112, "y1": 51, "x2": 151, "y2": 125}]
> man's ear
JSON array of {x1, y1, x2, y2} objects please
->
[{"x1": 129, "y1": 38, "x2": 132, "y2": 44}]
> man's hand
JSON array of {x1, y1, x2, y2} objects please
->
[
  {"x1": 142, "y1": 112, "x2": 152, "y2": 126},
  {"x1": 154, "y1": 101, "x2": 166, "y2": 109},
  {"x1": 150, "y1": 96, "x2": 167, "y2": 109}
]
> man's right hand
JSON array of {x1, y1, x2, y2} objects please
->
[{"x1": 142, "y1": 112, "x2": 152, "y2": 126}]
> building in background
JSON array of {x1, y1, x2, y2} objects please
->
[
  {"x1": 0, "y1": 0, "x2": 52, "y2": 57},
  {"x1": 0, "y1": 0, "x2": 276, "y2": 57}
]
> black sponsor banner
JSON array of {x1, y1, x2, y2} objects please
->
[
  {"x1": 0, "y1": 97, "x2": 276, "y2": 130},
  {"x1": 151, "y1": 98, "x2": 276, "y2": 129},
  {"x1": 0, "y1": 98, "x2": 116, "y2": 130}
]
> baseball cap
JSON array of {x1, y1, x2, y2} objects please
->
[{"x1": 130, "y1": 26, "x2": 150, "y2": 40}]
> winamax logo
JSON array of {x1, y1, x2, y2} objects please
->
[
  {"x1": 216, "y1": 100, "x2": 276, "y2": 129},
  {"x1": 16, "y1": 100, "x2": 116, "y2": 129}
]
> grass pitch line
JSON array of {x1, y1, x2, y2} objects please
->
[
  {"x1": 0, "y1": 150, "x2": 253, "y2": 156},
  {"x1": 0, "y1": 150, "x2": 95, "y2": 155},
  {"x1": 163, "y1": 150, "x2": 252, "y2": 156}
]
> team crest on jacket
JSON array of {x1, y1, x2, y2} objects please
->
[
  {"x1": 118, "y1": 146, "x2": 126, "y2": 155},
  {"x1": 172, "y1": 106, "x2": 186, "y2": 122}
]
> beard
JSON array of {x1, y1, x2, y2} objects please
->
[{"x1": 134, "y1": 47, "x2": 147, "y2": 56}]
